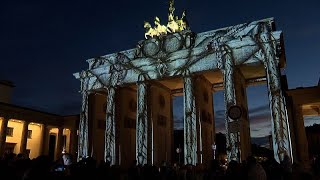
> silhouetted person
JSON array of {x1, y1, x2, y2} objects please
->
[
  {"x1": 246, "y1": 156, "x2": 267, "y2": 180},
  {"x1": 128, "y1": 160, "x2": 139, "y2": 180},
  {"x1": 312, "y1": 154, "x2": 320, "y2": 177},
  {"x1": 264, "y1": 157, "x2": 282, "y2": 180},
  {"x1": 225, "y1": 160, "x2": 242, "y2": 180},
  {"x1": 23, "y1": 155, "x2": 52, "y2": 180},
  {"x1": 280, "y1": 154, "x2": 292, "y2": 180},
  {"x1": 208, "y1": 159, "x2": 224, "y2": 180}
]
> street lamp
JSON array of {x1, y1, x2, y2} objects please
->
[
  {"x1": 176, "y1": 146, "x2": 182, "y2": 165},
  {"x1": 212, "y1": 143, "x2": 217, "y2": 160}
]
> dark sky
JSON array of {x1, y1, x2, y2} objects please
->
[{"x1": 1, "y1": 0, "x2": 319, "y2": 137}]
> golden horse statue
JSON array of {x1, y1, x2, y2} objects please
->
[
  {"x1": 144, "y1": 21, "x2": 157, "y2": 39},
  {"x1": 143, "y1": 0, "x2": 189, "y2": 39},
  {"x1": 154, "y1": 17, "x2": 167, "y2": 36}
]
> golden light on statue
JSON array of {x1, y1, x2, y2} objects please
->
[{"x1": 144, "y1": 0, "x2": 189, "y2": 39}]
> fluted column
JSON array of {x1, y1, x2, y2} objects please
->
[
  {"x1": 261, "y1": 33, "x2": 292, "y2": 163},
  {"x1": 0, "y1": 117, "x2": 9, "y2": 156},
  {"x1": 222, "y1": 53, "x2": 239, "y2": 162},
  {"x1": 183, "y1": 75, "x2": 197, "y2": 165},
  {"x1": 136, "y1": 80, "x2": 150, "y2": 165},
  {"x1": 78, "y1": 91, "x2": 90, "y2": 160},
  {"x1": 105, "y1": 86, "x2": 117, "y2": 165},
  {"x1": 20, "y1": 120, "x2": 30, "y2": 155}
]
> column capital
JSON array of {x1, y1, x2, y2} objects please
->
[
  {"x1": 217, "y1": 49, "x2": 235, "y2": 71},
  {"x1": 24, "y1": 120, "x2": 31, "y2": 124},
  {"x1": 106, "y1": 86, "x2": 117, "y2": 91},
  {"x1": 1, "y1": 116, "x2": 9, "y2": 121},
  {"x1": 1, "y1": 113, "x2": 10, "y2": 120},
  {"x1": 80, "y1": 89, "x2": 90, "y2": 95},
  {"x1": 92, "y1": 89, "x2": 108, "y2": 95},
  {"x1": 42, "y1": 123, "x2": 48, "y2": 127},
  {"x1": 182, "y1": 70, "x2": 193, "y2": 78},
  {"x1": 137, "y1": 73, "x2": 150, "y2": 82}
]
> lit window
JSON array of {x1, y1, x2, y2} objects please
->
[
  {"x1": 6, "y1": 127, "x2": 13, "y2": 136},
  {"x1": 27, "y1": 130, "x2": 32, "y2": 139}
]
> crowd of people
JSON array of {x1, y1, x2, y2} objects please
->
[{"x1": 1, "y1": 152, "x2": 320, "y2": 180}]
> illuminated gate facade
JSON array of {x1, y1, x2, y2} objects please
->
[{"x1": 74, "y1": 1, "x2": 292, "y2": 166}]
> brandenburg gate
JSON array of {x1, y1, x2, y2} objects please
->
[{"x1": 74, "y1": 0, "x2": 292, "y2": 167}]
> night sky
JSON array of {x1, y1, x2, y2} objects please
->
[{"x1": 1, "y1": 0, "x2": 319, "y2": 139}]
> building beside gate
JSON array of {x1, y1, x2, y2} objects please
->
[{"x1": 0, "y1": 80, "x2": 79, "y2": 161}]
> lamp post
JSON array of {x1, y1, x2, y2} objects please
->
[
  {"x1": 212, "y1": 143, "x2": 217, "y2": 160},
  {"x1": 176, "y1": 145, "x2": 182, "y2": 165}
]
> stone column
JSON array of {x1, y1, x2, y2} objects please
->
[
  {"x1": 56, "y1": 127, "x2": 64, "y2": 159},
  {"x1": 136, "y1": 80, "x2": 150, "y2": 165},
  {"x1": 78, "y1": 91, "x2": 90, "y2": 160},
  {"x1": 40, "y1": 124, "x2": 49, "y2": 155},
  {"x1": 222, "y1": 53, "x2": 239, "y2": 162},
  {"x1": 20, "y1": 120, "x2": 30, "y2": 155},
  {"x1": 105, "y1": 86, "x2": 117, "y2": 165},
  {"x1": 70, "y1": 128, "x2": 78, "y2": 157},
  {"x1": 183, "y1": 75, "x2": 197, "y2": 165},
  {"x1": 294, "y1": 105, "x2": 309, "y2": 168},
  {"x1": 234, "y1": 69, "x2": 251, "y2": 161},
  {"x1": 261, "y1": 33, "x2": 292, "y2": 163},
  {"x1": 0, "y1": 117, "x2": 9, "y2": 156}
]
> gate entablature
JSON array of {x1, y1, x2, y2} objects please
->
[{"x1": 74, "y1": 18, "x2": 284, "y2": 92}]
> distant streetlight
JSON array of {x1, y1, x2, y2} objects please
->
[
  {"x1": 212, "y1": 143, "x2": 217, "y2": 159},
  {"x1": 176, "y1": 145, "x2": 182, "y2": 164}
]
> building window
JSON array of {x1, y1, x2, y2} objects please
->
[
  {"x1": 6, "y1": 127, "x2": 13, "y2": 137},
  {"x1": 27, "y1": 130, "x2": 32, "y2": 139}
]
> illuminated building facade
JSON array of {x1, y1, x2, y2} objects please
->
[
  {"x1": 0, "y1": 80, "x2": 79, "y2": 161},
  {"x1": 74, "y1": 1, "x2": 293, "y2": 167}
]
